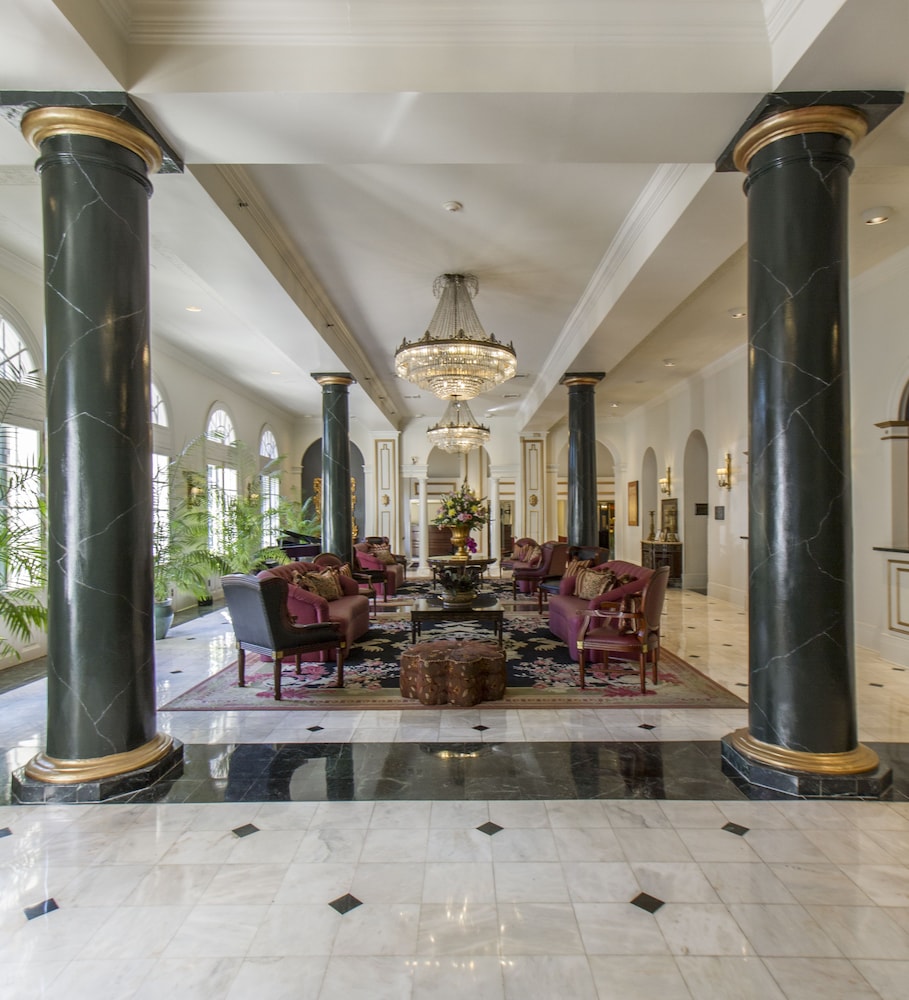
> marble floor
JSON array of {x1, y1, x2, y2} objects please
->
[{"x1": 1, "y1": 587, "x2": 908, "y2": 999}]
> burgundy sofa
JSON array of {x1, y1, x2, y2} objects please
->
[
  {"x1": 547, "y1": 559, "x2": 653, "y2": 661},
  {"x1": 257, "y1": 561, "x2": 370, "y2": 660}
]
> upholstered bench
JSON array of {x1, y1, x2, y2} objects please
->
[{"x1": 399, "y1": 640, "x2": 507, "y2": 707}]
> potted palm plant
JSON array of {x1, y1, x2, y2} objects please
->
[{"x1": 153, "y1": 438, "x2": 224, "y2": 638}]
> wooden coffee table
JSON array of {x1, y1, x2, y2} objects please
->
[{"x1": 410, "y1": 596, "x2": 505, "y2": 645}]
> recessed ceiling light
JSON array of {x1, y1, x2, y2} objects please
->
[
  {"x1": 611, "y1": 402, "x2": 619, "y2": 408},
  {"x1": 663, "y1": 359, "x2": 676, "y2": 367},
  {"x1": 442, "y1": 200, "x2": 463, "y2": 212},
  {"x1": 728, "y1": 307, "x2": 746, "y2": 319},
  {"x1": 185, "y1": 305, "x2": 202, "y2": 312},
  {"x1": 861, "y1": 206, "x2": 892, "y2": 225},
  {"x1": 270, "y1": 370, "x2": 281, "y2": 375}
]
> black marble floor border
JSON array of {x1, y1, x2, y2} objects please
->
[{"x1": 3, "y1": 741, "x2": 907, "y2": 805}]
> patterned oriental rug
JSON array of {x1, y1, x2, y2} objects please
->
[{"x1": 160, "y1": 612, "x2": 746, "y2": 712}]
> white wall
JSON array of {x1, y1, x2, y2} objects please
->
[
  {"x1": 850, "y1": 246, "x2": 909, "y2": 666},
  {"x1": 610, "y1": 346, "x2": 749, "y2": 607}
]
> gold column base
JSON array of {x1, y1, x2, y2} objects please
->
[
  {"x1": 24, "y1": 733, "x2": 176, "y2": 785},
  {"x1": 728, "y1": 728, "x2": 880, "y2": 776}
]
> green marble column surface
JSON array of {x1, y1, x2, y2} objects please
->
[
  {"x1": 560, "y1": 373, "x2": 604, "y2": 548},
  {"x1": 35, "y1": 121, "x2": 158, "y2": 761},
  {"x1": 315, "y1": 374, "x2": 355, "y2": 565}
]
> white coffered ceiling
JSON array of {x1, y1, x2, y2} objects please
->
[{"x1": 1, "y1": 0, "x2": 908, "y2": 432}]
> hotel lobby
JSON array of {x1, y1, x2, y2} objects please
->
[{"x1": 3, "y1": 1, "x2": 909, "y2": 997}]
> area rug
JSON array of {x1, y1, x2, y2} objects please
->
[{"x1": 160, "y1": 613, "x2": 745, "y2": 711}]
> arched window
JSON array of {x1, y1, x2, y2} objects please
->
[
  {"x1": 0, "y1": 316, "x2": 42, "y2": 591},
  {"x1": 205, "y1": 406, "x2": 237, "y2": 554},
  {"x1": 0, "y1": 317, "x2": 35, "y2": 381},
  {"x1": 150, "y1": 381, "x2": 168, "y2": 427},
  {"x1": 206, "y1": 407, "x2": 235, "y2": 444},
  {"x1": 259, "y1": 427, "x2": 280, "y2": 547}
]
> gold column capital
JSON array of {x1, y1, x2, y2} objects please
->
[
  {"x1": 21, "y1": 106, "x2": 164, "y2": 174},
  {"x1": 727, "y1": 727, "x2": 880, "y2": 775},
  {"x1": 313, "y1": 372, "x2": 356, "y2": 387},
  {"x1": 733, "y1": 105, "x2": 868, "y2": 173},
  {"x1": 560, "y1": 372, "x2": 605, "y2": 388}
]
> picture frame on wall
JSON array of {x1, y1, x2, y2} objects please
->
[
  {"x1": 660, "y1": 497, "x2": 679, "y2": 541},
  {"x1": 627, "y1": 480, "x2": 639, "y2": 526}
]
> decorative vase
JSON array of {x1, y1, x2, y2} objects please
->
[
  {"x1": 449, "y1": 523, "x2": 471, "y2": 558},
  {"x1": 441, "y1": 588, "x2": 477, "y2": 607},
  {"x1": 154, "y1": 598, "x2": 174, "y2": 640}
]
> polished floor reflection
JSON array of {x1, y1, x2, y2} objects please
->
[{"x1": 1, "y1": 587, "x2": 909, "y2": 999}]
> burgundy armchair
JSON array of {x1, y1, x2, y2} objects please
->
[
  {"x1": 353, "y1": 541, "x2": 405, "y2": 600},
  {"x1": 576, "y1": 566, "x2": 670, "y2": 692},
  {"x1": 221, "y1": 574, "x2": 346, "y2": 700},
  {"x1": 512, "y1": 541, "x2": 568, "y2": 598}
]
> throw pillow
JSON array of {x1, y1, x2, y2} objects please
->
[
  {"x1": 511, "y1": 543, "x2": 528, "y2": 562},
  {"x1": 575, "y1": 568, "x2": 619, "y2": 600},
  {"x1": 373, "y1": 548, "x2": 397, "y2": 565},
  {"x1": 301, "y1": 569, "x2": 343, "y2": 601},
  {"x1": 337, "y1": 562, "x2": 354, "y2": 577},
  {"x1": 525, "y1": 545, "x2": 543, "y2": 567},
  {"x1": 564, "y1": 558, "x2": 592, "y2": 577},
  {"x1": 291, "y1": 570, "x2": 308, "y2": 589}
]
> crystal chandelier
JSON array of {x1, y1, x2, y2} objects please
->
[
  {"x1": 394, "y1": 273, "x2": 517, "y2": 399},
  {"x1": 427, "y1": 397, "x2": 490, "y2": 454}
]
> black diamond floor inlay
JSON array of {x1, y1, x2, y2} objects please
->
[
  {"x1": 736, "y1": 682, "x2": 748, "y2": 687},
  {"x1": 170, "y1": 669, "x2": 183, "y2": 674},
  {"x1": 639, "y1": 724, "x2": 656, "y2": 730},
  {"x1": 722, "y1": 821, "x2": 749, "y2": 836},
  {"x1": 473, "y1": 724, "x2": 490, "y2": 731},
  {"x1": 232, "y1": 823, "x2": 259, "y2": 838},
  {"x1": 307, "y1": 725, "x2": 324, "y2": 732},
  {"x1": 0, "y1": 827, "x2": 11, "y2": 838},
  {"x1": 329, "y1": 893, "x2": 362, "y2": 914},
  {"x1": 870, "y1": 683, "x2": 884, "y2": 688},
  {"x1": 24, "y1": 899, "x2": 58, "y2": 920},
  {"x1": 631, "y1": 892, "x2": 664, "y2": 914},
  {"x1": 477, "y1": 821, "x2": 504, "y2": 836}
]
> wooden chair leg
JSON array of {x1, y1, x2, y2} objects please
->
[
  {"x1": 638, "y1": 650, "x2": 646, "y2": 694},
  {"x1": 273, "y1": 649, "x2": 283, "y2": 701},
  {"x1": 238, "y1": 646, "x2": 246, "y2": 687},
  {"x1": 336, "y1": 645, "x2": 345, "y2": 688},
  {"x1": 294, "y1": 652, "x2": 302, "y2": 675},
  {"x1": 652, "y1": 643, "x2": 660, "y2": 685},
  {"x1": 579, "y1": 649, "x2": 586, "y2": 689}
]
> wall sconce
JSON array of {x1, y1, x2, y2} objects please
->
[
  {"x1": 659, "y1": 467, "x2": 672, "y2": 495},
  {"x1": 716, "y1": 453, "x2": 732, "y2": 490}
]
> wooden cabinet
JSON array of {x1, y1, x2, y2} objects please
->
[
  {"x1": 641, "y1": 541, "x2": 682, "y2": 586},
  {"x1": 410, "y1": 525, "x2": 453, "y2": 558}
]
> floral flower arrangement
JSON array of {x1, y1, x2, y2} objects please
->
[{"x1": 432, "y1": 482, "x2": 488, "y2": 529}]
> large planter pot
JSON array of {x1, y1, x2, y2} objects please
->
[
  {"x1": 449, "y1": 523, "x2": 471, "y2": 558},
  {"x1": 441, "y1": 589, "x2": 478, "y2": 607},
  {"x1": 154, "y1": 598, "x2": 174, "y2": 640}
]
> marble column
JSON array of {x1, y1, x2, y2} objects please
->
[
  {"x1": 314, "y1": 373, "x2": 355, "y2": 564},
  {"x1": 487, "y1": 474, "x2": 500, "y2": 564},
  {"x1": 8, "y1": 104, "x2": 184, "y2": 799},
  {"x1": 560, "y1": 373, "x2": 604, "y2": 548},
  {"x1": 718, "y1": 94, "x2": 902, "y2": 796},
  {"x1": 417, "y1": 473, "x2": 429, "y2": 574}
]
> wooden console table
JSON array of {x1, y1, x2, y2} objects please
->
[{"x1": 641, "y1": 541, "x2": 683, "y2": 586}]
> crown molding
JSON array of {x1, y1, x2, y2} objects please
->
[
  {"x1": 208, "y1": 164, "x2": 401, "y2": 426},
  {"x1": 101, "y1": 0, "x2": 766, "y2": 47}
]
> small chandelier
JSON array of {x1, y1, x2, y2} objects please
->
[
  {"x1": 394, "y1": 273, "x2": 517, "y2": 399},
  {"x1": 427, "y1": 397, "x2": 490, "y2": 453}
]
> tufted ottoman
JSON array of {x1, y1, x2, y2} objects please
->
[{"x1": 399, "y1": 640, "x2": 507, "y2": 707}]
